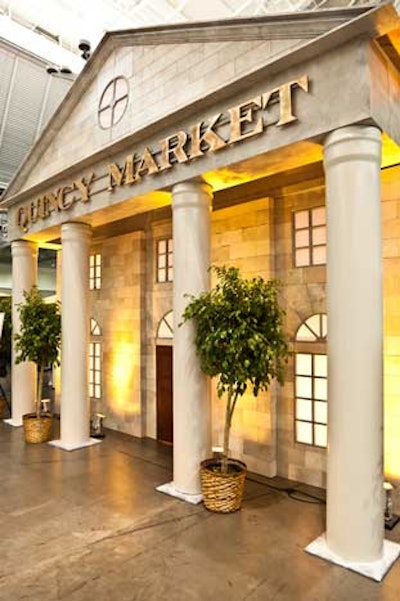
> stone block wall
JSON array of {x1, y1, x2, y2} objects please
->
[
  {"x1": 87, "y1": 165, "x2": 400, "y2": 489},
  {"x1": 210, "y1": 197, "x2": 277, "y2": 477},
  {"x1": 144, "y1": 220, "x2": 173, "y2": 441},
  {"x1": 23, "y1": 36, "x2": 306, "y2": 190},
  {"x1": 90, "y1": 230, "x2": 145, "y2": 438},
  {"x1": 382, "y1": 165, "x2": 400, "y2": 484},
  {"x1": 274, "y1": 180, "x2": 327, "y2": 488}
]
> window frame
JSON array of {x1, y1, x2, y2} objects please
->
[
  {"x1": 156, "y1": 238, "x2": 173, "y2": 283},
  {"x1": 89, "y1": 318, "x2": 102, "y2": 400},
  {"x1": 294, "y1": 351, "x2": 327, "y2": 448},
  {"x1": 294, "y1": 313, "x2": 328, "y2": 449},
  {"x1": 292, "y1": 206, "x2": 326, "y2": 268},
  {"x1": 89, "y1": 253, "x2": 102, "y2": 290}
]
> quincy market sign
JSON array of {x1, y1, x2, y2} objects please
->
[{"x1": 16, "y1": 75, "x2": 309, "y2": 232}]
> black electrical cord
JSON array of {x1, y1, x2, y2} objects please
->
[{"x1": 246, "y1": 474, "x2": 326, "y2": 505}]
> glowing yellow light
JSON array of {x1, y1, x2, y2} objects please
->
[
  {"x1": 109, "y1": 336, "x2": 141, "y2": 418},
  {"x1": 384, "y1": 349, "x2": 400, "y2": 480}
]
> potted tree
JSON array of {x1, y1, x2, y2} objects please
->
[
  {"x1": 15, "y1": 287, "x2": 61, "y2": 443},
  {"x1": 182, "y1": 265, "x2": 288, "y2": 512}
]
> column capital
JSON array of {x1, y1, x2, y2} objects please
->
[
  {"x1": 11, "y1": 239, "x2": 38, "y2": 259},
  {"x1": 61, "y1": 222, "x2": 92, "y2": 243},
  {"x1": 172, "y1": 180, "x2": 213, "y2": 211},
  {"x1": 324, "y1": 125, "x2": 381, "y2": 168}
]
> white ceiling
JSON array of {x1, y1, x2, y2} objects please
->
[{"x1": 0, "y1": 0, "x2": 385, "y2": 72}]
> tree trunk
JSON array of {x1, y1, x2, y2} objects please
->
[
  {"x1": 36, "y1": 364, "x2": 44, "y2": 419},
  {"x1": 222, "y1": 385, "x2": 235, "y2": 474}
]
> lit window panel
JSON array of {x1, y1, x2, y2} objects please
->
[
  {"x1": 89, "y1": 341, "x2": 101, "y2": 400},
  {"x1": 157, "y1": 238, "x2": 173, "y2": 283},
  {"x1": 293, "y1": 206, "x2": 326, "y2": 267},
  {"x1": 294, "y1": 352, "x2": 328, "y2": 448},
  {"x1": 89, "y1": 253, "x2": 102, "y2": 290}
]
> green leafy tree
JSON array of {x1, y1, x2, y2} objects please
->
[
  {"x1": 14, "y1": 287, "x2": 61, "y2": 418},
  {"x1": 182, "y1": 265, "x2": 288, "y2": 473}
]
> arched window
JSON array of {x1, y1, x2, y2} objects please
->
[
  {"x1": 157, "y1": 310, "x2": 173, "y2": 340},
  {"x1": 294, "y1": 313, "x2": 327, "y2": 448},
  {"x1": 90, "y1": 318, "x2": 101, "y2": 336},
  {"x1": 89, "y1": 318, "x2": 102, "y2": 399}
]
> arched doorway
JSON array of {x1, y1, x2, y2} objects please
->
[{"x1": 156, "y1": 311, "x2": 173, "y2": 444}]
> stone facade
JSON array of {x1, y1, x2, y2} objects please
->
[
  {"x1": 3, "y1": 6, "x2": 400, "y2": 501},
  {"x1": 20, "y1": 37, "x2": 307, "y2": 192},
  {"x1": 82, "y1": 162, "x2": 400, "y2": 488},
  {"x1": 382, "y1": 165, "x2": 400, "y2": 482},
  {"x1": 89, "y1": 230, "x2": 145, "y2": 438}
]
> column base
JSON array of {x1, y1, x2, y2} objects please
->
[
  {"x1": 385, "y1": 515, "x2": 400, "y2": 530},
  {"x1": 48, "y1": 438, "x2": 102, "y2": 451},
  {"x1": 3, "y1": 418, "x2": 22, "y2": 427},
  {"x1": 305, "y1": 533, "x2": 400, "y2": 581},
  {"x1": 156, "y1": 481, "x2": 203, "y2": 505}
]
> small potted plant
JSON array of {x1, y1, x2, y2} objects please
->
[
  {"x1": 15, "y1": 287, "x2": 61, "y2": 443},
  {"x1": 182, "y1": 265, "x2": 288, "y2": 512}
]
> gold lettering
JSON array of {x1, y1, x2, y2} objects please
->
[
  {"x1": 17, "y1": 207, "x2": 29, "y2": 232},
  {"x1": 228, "y1": 97, "x2": 263, "y2": 145},
  {"x1": 57, "y1": 186, "x2": 74, "y2": 210},
  {"x1": 159, "y1": 132, "x2": 189, "y2": 171},
  {"x1": 135, "y1": 148, "x2": 159, "y2": 178},
  {"x1": 189, "y1": 114, "x2": 226, "y2": 158},
  {"x1": 73, "y1": 173, "x2": 95, "y2": 202},
  {"x1": 37, "y1": 197, "x2": 47, "y2": 220},
  {"x1": 108, "y1": 155, "x2": 136, "y2": 190},
  {"x1": 42, "y1": 193, "x2": 59, "y2": 217},
  {"x1": 30, "y1": 200, "x2": 39, "y2": 224},
  {"x1": 275, "y1": 75, "x2": 309, "y2": 127}
]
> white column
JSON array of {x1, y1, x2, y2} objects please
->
[
  {"x1": 306, "y1": 125, "x2": 400, "y2": 581},
  {"x1": 49, "y1": 222, "x2": 100, "y2": 450},
  {"x1": 174, "y1": 180, "x2": 212, "y2": 496},
  {"x1": 325, "y1": 125, "x2": 383, "y2": 562},
  {"x1": 5, "y1": 240, "x2": 38, "y2": 426},
  {"x1": 157, "y1": 180, "x2": 212, "y2": 502}
]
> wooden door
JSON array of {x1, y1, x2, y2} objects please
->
[{"x1": 156, "y1": 345, "x2": 173, "y2": 444}]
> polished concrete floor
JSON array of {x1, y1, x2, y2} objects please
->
[{"x1": 1, "y1": 421, "x2": 400, "y2": 601}]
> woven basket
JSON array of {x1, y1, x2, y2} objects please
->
[
  {"x1": 22, "y1": 413, "x2": 53, "y2": 444},
  {"x1": 200, "y1": 458, "x2": 246, "y2": 513}
]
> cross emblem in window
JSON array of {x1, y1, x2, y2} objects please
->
[{"x1": 98, "y1": 76, "x2": 129, "y2": 129}]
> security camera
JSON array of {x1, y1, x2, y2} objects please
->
[
  {"x1": 46, "y1": 65, "x2": 58, "y2": 74},
  {"x1": 78, "y1": 39, "x2": 91, "y2": 53},
  {"x1": 60, "y1": 66, "x2": 72, "y2": 75},
  {"x1": 78, "y1": 39, "x2": 91, "y2": 60}
]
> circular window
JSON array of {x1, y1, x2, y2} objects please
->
[{"x1": 98, "y1": 76, "x2": 129, "y2": 129}]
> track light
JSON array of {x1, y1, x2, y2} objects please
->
[{"x1": 46, "y1": 65, "x2": 74, "y2": 80}]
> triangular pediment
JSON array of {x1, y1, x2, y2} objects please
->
[{"x1": 2, "y1": 4, "x2": 399, "y2": 204}]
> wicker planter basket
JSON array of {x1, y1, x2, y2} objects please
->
[
  {"x1": 200, "y1": 458, "x2": 247, "y2": 513},
  {"x1": 22, "y1": 413, "x2": 53, "y2": 444}
]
